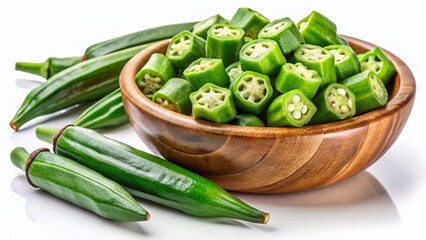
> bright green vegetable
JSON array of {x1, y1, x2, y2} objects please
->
[
  {"x1": 10, "y1": 147, "x2": 149, "y2": 221},
  {"x1": 135, "y1": 53, "x2": 177, "y2": 97},
  {"x1": 240, "y1": 39, "x2": 286, "y2": 77},
  {"x1": 309, "y1": 83, "x2": 356, "y2": 124},
  {"x1": 341, "y1": 71, "x2": 388, "y2": 115},
  {"x1": 183, "y1": 58, "x2": 230, "y2": 90},
  {"x1": 193, "y1": 14, "x2": 227, "y2": 39},
  {"x1": 231, "y1": 71, "x2": 273, "y2": 115},
  {"x1": 266, "y1": 89, "x2": 317, "y2": 127},
  {"x1": 258, "y1": 17, "x2": 305, "y2": 54},
  {"x1": 324, "y1": 45, "x2": 361, "y2": 81},
  {"x1": 231, "y1": 114, "x2": 265, "y2": 127},
  {"x1": 15, "y1": 56, "x2": 81, "y2": 79},
  {"x1": 166, "y1": 30, "x2": 206, "y2": 69},
  {"x1": 152, "y1": 78, "x2": 192, "y2": 115},
  {"x1": 10, "y1": 44, "x2": 153, "y2": 131},
  {"x1": 190, "y1": 83, "x2": 236, "y2": 123},
  {"x1": 73, "y1": 88, "x2": 127, "y2": 129},
  {"x1": 206, "y1": 23, "x2": 245, "y2": 66},
  {"x1": 358, "y1": 47, "x2": 396, "y2": 85},
  {"x1": 36, "y1": 125, "x2": 269, "y2": 224},
  {"x1": 275, "y1": 62, "x2": 322, "y2": 99},
  {"x1": 84, "y1": 22, "x2": 196, "y2": 59},
  {"x1": 230, "y1": 8, "x2": 269, "y2": 38},
  {"x1": 226, "y1": 61, "x2": 242, "y2": 80},
  {"x1": 294, "y1": 44, "x2": 336, "y2": 89}
]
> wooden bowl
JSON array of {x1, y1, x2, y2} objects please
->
[{"x1": 119, "y1": 37, "x2": 416, "y2": 193}]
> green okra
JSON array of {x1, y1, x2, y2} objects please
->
[
  {"x1": 231, "y1": 71, "x2": 273, "y2": 115},
  {"x1": 190, "y1": 83, "x2": 236, "y2": 123},
  {"x1": 152, "y1": 78, "x2": 192, "y2": 115},
  {"x1": 10, "y1": 147, "x2": 149, "y2": 221},
  {"x1": 193, "y1": 14, "x2": 227, "y2": 39},
  {"x1": 10, "y1": 44, "x2": 153, "y2": 131},
  {"x1": 226, "y1": 61, "x2": 242, "y2": 80},
  {"x1": 297, "y1": 11, "x2": 347, "y2": 47},
  {"x1": 231, "y1": 114, "x2": 265, "y2": 127},
  {"x1": 240, "y1": 39, "x2": 286, "y2": 77},
  {"x1": 294, "y1": 44, "x2": 336, "y2": 89},
  {"x1": 275, "y1": 62, "x2": 322, "y2": 99},
  {"x1": 183, "y1": 58, "x2": 230, "y2": 90},
  {"x1": 341, "y1": 71, "x2": 388, "y2": 115},
  {"x1": 166, "y1": 30, "x2": 206, "y2": 69},
  {"x1": 135, "y1": 53, "x2": 177, "y2": 97},
  {"x1": 36, "y1": 125, "x2": 269, "y2": 224},
  {"x1": 15, "y1": 56, "x2": 81, "y2": 79},
  {"x1": 266, "y1": 89, "x2": 317, "y2": 127},
  {"x1": 84, "y1": 22, "x2": 196, "y2": 59},
  {"x1": 206, "y1": 23, "x2": 245, "y2": 66},
  {"x1": 309, "y1": 83, "x2": 356, "y2": 124},
  {"x1": 324, "y1": 45, "x2": 360, "y2": 81},
  {"x1": 258, "y1": 17, "x2": 305, "y2": 54},
  {"x1": 358, "y1": 47, "x2": 396, "y2": 85},
  {"x1": 73, "y1": 88, "x2": 127, "y2": 129},
  {"x1": 230, "y1": 8, "x2": 269, "y2": 39}
]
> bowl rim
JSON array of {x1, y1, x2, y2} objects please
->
[{"x1": 119, "y1": 36, "x2": 416, "y2": 138}]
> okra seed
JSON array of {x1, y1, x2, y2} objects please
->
[
  {"x1": 288, "y1": 104, "x2": 295, "y2": 112},
  {"x1": 264, "y1": 22, "x2": 286, "y2": 34},
  {"x1": 348, "y1": 99, "x2": 353, "y2": 108},
  {"x1": 213, "y1": 26, "x2": 239, "y2": 37},
  {"x1": 340, "y1": 105, "x2": 349, "y2": 113},
  {"x1": 331, "y1": 101, "x2": 336, "y2": 107},
  {"x1": 299, "y1": 22, "x2": 307, "y2": 31},
  {"x1": 245, "y1": 43, "x2": 269, "y2": 58},
  {"x1": 301, "y1": 105, "x2": 308, "y2": 114},
  {"x1": 293, "y1": 110, "x2": 302, "y2": 120},
  {"x1": 156, "y1": 98, "x2": 176, "y2": 111},
  {"x1": 337, "y1": 88, "x2": 347, "y2": 96},
  {"x1": 140, "y1": 74, "x2": 162, "y2": 94},
  {"x1": 292, "y1": 95, "x2": 301, "y2": 103}
]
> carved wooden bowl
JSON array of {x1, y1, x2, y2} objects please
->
[{"x1": 119, "y1": 37, "x2": 415, "y2": 193}]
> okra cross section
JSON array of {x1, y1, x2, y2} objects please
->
[
  {"x1": 166, "y1": 30, "x2": 206, "y2": 69},
  {"x1": 341, "y1": 71, "x2": 388, "y2": 115},
  {"x1": 206, "y1": 23, "x2": 245, "y2": 66},
  {"x1": 190, "y1": 83, "x2": 236, "y2": 123},
  {"x1": 294, "y1": 44, "x2": 336, "y2": 89},
  {"x1": 310, "y1": 83, "x2": 356, "y2": 124},
  {"x1": 240, "y1": 39, "x2": 286, "y2": 77},
  {"x1": 183, "y1": 58, "x2": 230, "y2": 90},
  {"x1": 226, "y1": 61, "x2": 242, "y2": 80},
  {"x1": 152, "y1": 78, "x2": 192, "y2": 115},
  {"x1": 135, "y1": 53, "x2": 177, "y2": 97},
  {"x1": 192, "y1": 14, "x2": 227, "y2": 39},
  {"x1": 230, "y1": 8, "x2": 269, "y2": 38},
  {"x1": 231, "y1": 71, "x2": 273, "y2": 115},
  {"x1": 266, "y1": 89, "x2": 317, "y2": 127},
  {"x1": 324, "y1": 45, "x2": 361, "y2": 81},
  {"x1": 358, "y1": 47, "x2": 396, "y2": 86},
  {"x1": 275, "y1": 63, "x2": 322, "y2": 99},
  {"x1": 258, "y1": 17, "x2": 305, "y2": 54}
]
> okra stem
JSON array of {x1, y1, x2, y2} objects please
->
[
  {"x1": 36, "y1": 125, "x2": 58, "y2": 144},
  {"x1": 10, "y1": 147, "x2": 29, "y2": 171},
  {"x1": 15, "y1": 61, "x2": 47, "y2": 78}
]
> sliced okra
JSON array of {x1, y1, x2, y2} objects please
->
[
  {"x1": 266, "y1": 89, "x2": 316, "y2": 127},
  {"x1": 258, "y1": 17, "x2": 305, "y2": 54},
  {"x1": 135, "y1": 53, "x2": 176, "y2": 97},
  {"x1": 240, "y1": 39, "x2": 286, "y2": 77},
  {"x1": 294, "y1": 44, "x2": 336, "y2": 89},
  {"x1": 297, "y1": 11, "x2": 347, "y2": 47},
  {"x1": 229, "y1": 8, "x2": 269, "y2": 38},
  {"x1": 231, "y1": 71, "x2": 273, "y2": 115},
  {"x1": 206, "y1": 23, "x2": 245, "y2": 66},
  {"x1": 183, "y1": 58, "x2": 230, "y2": 90},
  {"x1": 231, "y1": 114, "x2": 265, "y2": 127},
  {"x1": 341, "y1": 71, "x2": 388, "y2": 115},
  {"x1": 324, "y1": 45, "x2": 361, "y2": 81},
  {"x1": 190, "y1": 83, "x2": 236, "y2": 123},
  {"x1": 166, "y1": 30, "x2": 206, "y2": 69},
  {"x1": 358, "y1": 47, "x2": 396, "y2": 85},
  {"x1": 309, "y1": 83, "x2": 356, "y2": 124},
  {"x1": 275, "y1": 62, "x2": 322, "y2": 99},
  {"x1": 152, "y1": 78, "x2": 192, "y2": 115},
  {"x1": 192, "y1": 14, "x2": 228, "y2": 39},
  {"x1": 226, "y1": 61, "x2": 242, "y2": 81}
]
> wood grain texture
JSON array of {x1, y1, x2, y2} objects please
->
[{"x1": 119, "y1": 36, "x2": 416, "y2": 193}]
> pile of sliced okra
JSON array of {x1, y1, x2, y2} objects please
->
[{"x1": 135, "y1": 8, "x2": 396, "y2": 127}]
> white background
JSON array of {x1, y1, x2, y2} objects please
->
[{"x1": 1, "y1": 1, "x2": 425, "y2": 239}]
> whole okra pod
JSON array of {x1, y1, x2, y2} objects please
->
[
  {"x1": 10, "y1": 147, "x2": 149, "y2": 221},
  {"x1": 36, "y1": 125, "x2": 269, "y2": 224},
  {"x1": 10, "y1": 43, "x2": 154, "y2": 131},
  {"x1": 15, "y1": 56, "x2": 81, "y2": 79}
]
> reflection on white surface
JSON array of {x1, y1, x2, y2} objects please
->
[
  {"x1": 11, "y1": 171, "x2": 400, "y2": 239},
  {"x1": 15, "y1": 78, "x2": 42, "y2": 89}
]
